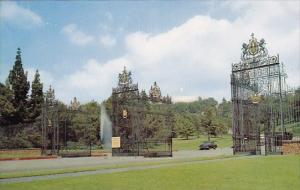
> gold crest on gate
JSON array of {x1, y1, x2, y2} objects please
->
[{"x1": 248, "y1": 33, "x2": 259, "y2": 55}]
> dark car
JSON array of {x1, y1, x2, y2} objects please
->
[{"x1": 199, "y1": 141, "x2": 217, "y2": 150}]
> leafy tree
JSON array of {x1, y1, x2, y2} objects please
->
[
  {"x1": 201, "y1": 97, "x2": 218, "y2": 109},
  {"x1": 63, "y1": 101, "x2": 101, "y2": 146},
  {"x1": 175, "y1": 113, "x2": 194, "y2": 140},
  {"x1": 218, "y1": 98, "x2": 231, "y2": 117},
  {"x1": 191, "y1": 113, "x2": 202, "y2": 138},
  {"x1": 142, "y1": 113, "x2": 166, "y2": 140},
  {"x1": 200, "y1": 107, "x2": 217, "y2": 141},
  {"x1": 140, "y1": 90, "x2": 148, "y2": 102},
  {"x1": 7, "y1": 129, "x2": 33, "y2": 148},
  {"x1": 172, "y1": 97, "x2": 218, "y2": 114},
  {"x1": 140, "y1": 89, "x2": 150, "y2": 109},
  {"x1": 167, "y1": 97, "x2": 232, "y2": 140},
  {"x1": 28, "y1": 70, "x2": 43, "y2": 121},
  {"x1": 293, "y1": 87, "x2": 300, "y2": 122},
  {"x1": 8, "y1": 48, "x2": 30, "y2": 123},
  {"x1": 0, "y1": 82, "x2": 15, "y2": 125},
  {"x1": 57, "y1": 101, "x2": 69, "y2": 146},
  {"x1": 217, "y1": 98, "x2": 232, "y2": 133},
  {"x1": 80, "y1": 101, "x2": 101, "y2": 145},
  {"x1": 24, "y1": 124, "x2": 42, "y2": 147},
  {"x1": 25, "y1": 71, "x2": 44, "y2": 146},
  {"x1": 45, "y1": 85, "x2": 56, "y2": 106},
  {"x1": 162, "y1": 95, "x2": 172, "y2": 104}
]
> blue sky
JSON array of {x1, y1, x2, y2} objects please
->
[
  {"x1": 1, "y1": 1, "x2": 214, "y2": 74},
  {"x1": 0, "y1": 1, "x2": 299, "y2": 103}
]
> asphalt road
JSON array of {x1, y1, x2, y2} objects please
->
[
  {"x1": 0, "y1": 148, "x2": 233, "y2": 173},
  {"x1": 0, "y1": 152, "x2": 250, "y2": 184}
]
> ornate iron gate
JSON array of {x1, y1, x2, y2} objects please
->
[
  {"x1": 41, "y1": 86, "x2": 59, "y2": 155},
  {"x1": 231, "y1": 34, "x2": 296, "y2": 155},
  {"x1": 112, "y1": 67, "x2": 173, "y2": 156}
]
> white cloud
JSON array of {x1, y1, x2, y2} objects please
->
[
  {"x1": 54, "y1": 1, "x2": 299, "y2": 103},
  {"x1": 62, "y1": 24, "x2": 94, "y2": 46},
  {"x1": 121, "y1": 15, "x2": 243, "y2": 100},
  {"x1": 100, "y1": 34, "x2": 116, "y2": 48},
  {"x1": 0, "y1": 1, "x2": 43, "y2": 26},
  {"x1": 55, "y1": 58, "x2": 131, "y2": 102}
]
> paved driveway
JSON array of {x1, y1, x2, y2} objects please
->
[{"x1": 0, "y1": 148, "x2": 233, "y2": 173}]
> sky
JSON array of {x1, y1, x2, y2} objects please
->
[{"x1": 0, "y1": 0, "x2": 299, "y2": 104}]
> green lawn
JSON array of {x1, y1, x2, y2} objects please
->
[
  {"x1": 285, "y1": 122, "x2": 300, "y2": 136},
  {"x1": 173, "y1": 134, "x2": 232, "y2": 151},
  {"x1": 0, "y1": 155, "x2": 233, "y2": 179},
  {"x1": 1, "y1": 155, "x2": 299, "y2": 190}
]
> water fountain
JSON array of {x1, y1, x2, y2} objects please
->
[{"x1": 100, "y1": 103, "x2": 112, "y2": 150}]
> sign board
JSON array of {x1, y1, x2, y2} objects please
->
[{"x1": 112, "y1": 137, "x2": 121, "y2": 148}]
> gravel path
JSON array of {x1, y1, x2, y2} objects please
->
[
  {"x1": 0, "y1": 155, "x2": 254, "y2": 184},
  {"x1": 0, "y1": 148, "x2": 233, "y2": 173},
  {"x1": 0, "y1": 148, "x2": 234, "y2": 184}
]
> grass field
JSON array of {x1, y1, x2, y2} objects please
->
[
  {"x1": 173, "y1": 134, "x2": 232, "y2": 151},
  {"x1": 1, "y1": 155, "x2": 299, "y2": 190},
  {"x1": 0, "y1": 155, "x2": 233, "y2": 179},
  {"x1": 285, "y1": 122, "x2": 300, "y2": 136}
]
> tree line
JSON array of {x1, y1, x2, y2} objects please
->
[
  {"x1": 0, "y1": 48, "x2": 43, "y2": 125},
  {"x1": 0, "y1": 48, "x2": 232, "y2": 149},
  {"x1": 0, "y1": 48, "x2": 45, "y2": 148},
  {"x1": 172, "y1": 97, "x2": 232, "y2": 140}
]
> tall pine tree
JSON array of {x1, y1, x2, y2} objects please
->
[
  {"x1": 28, "y1": 70, "x2": 43, "y2": 121},
  {"x1": 8, "y1": 48, "x2": 30, "y2": 123}
]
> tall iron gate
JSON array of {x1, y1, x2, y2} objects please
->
[
  {"x1": 231, "y1": 34, "x2": 298, "y2": 155},
  {"x1": 42, "y1": 107, "x2": 99, "y2": 156},
  {"x1": 112, "y1": 67, "x2": 174, "y2": 156}
]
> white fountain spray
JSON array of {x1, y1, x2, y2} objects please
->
[{"x1": 100, "y1": 103, "x2": 112, "y2": 150}]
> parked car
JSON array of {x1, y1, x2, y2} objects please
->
[{"x1": 199, "y1": 141, "x2": 217, "y2": 150}]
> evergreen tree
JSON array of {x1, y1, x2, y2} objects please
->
[
  {"x1": 45, "y1": 85, "x2": 56, "y2": 106},
  {"x1": 0, "y1": 82, "x2": 16, "y2": 125},
  {"x1": 140, "y1": 89, "x2": 150, "y2": 109},
  {"x1": 28, "y1": 70, "x2": 43, "y2": 121},
  {"x1": 166, "y1": 95, "x2": 172, "y2": 104},
  {"x1": 140, "y1": 90, "x2": 148, "y2": 102},
  {"x1": 5, "y1": 78, "x2": 11, "y2": 89},
  {"x1": 8, "y1": 48, "x2": 30, "y2": 123}
]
